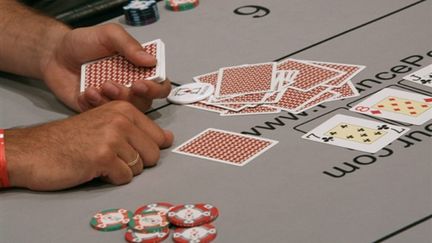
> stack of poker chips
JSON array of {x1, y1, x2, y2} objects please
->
[
  {"x1": 90, "y1": 202, "x2": 219, "y2": 243},
  {"x1": 123, "y1": 0, "x2": 160, "y2": 26},
  {"x1": 165, "y1": 0, "x2": 199, "y2": 11}
]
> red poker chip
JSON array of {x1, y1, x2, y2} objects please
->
[
  {"x1": 129, "y1": 211, "x2": 170, "y2": 233},
  {"x1": 125, "y1": 227, "x2": 170, "y2": 243},
  {"x1": 167, "y1": 204, "x2": 219, "y2": 227},
  {"x1": 135, "y1": 202, "x2": 174, "y2": 215},
  {"x1": 172, "y1": 224, "x2": 217, "y2": 243}
]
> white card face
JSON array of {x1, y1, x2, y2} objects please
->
[
  {"x1": 403, "y1": 64, "x2": 432, "y2": 87},
  {"x1": 350, "y1": 88, "x2": 432, "y2": 125},
  {"x1": 302, "y1": 114, "x2": 409, "y2": 153}
]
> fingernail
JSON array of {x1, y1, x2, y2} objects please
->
[{"x1": 138, "y1": 51, "x2": 157, "y2": 65}]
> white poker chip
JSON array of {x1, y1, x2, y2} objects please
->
[{"x1": 167, "y1": 83, "x2": 214, "y2": 105}]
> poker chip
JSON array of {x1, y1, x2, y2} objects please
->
[
  {"x1": 167, "y1": 83, "x2": 214, "y2": 105},
  {"x1": 129, "y1": 211, "x2": 170, "y2": 233},
  {"x1": 165, "y1": 0, "x2": 199, "y2": 11},
  {"x1": 90, "y1": 208, "x2": 133, "y2": 232},
  {"x1": 125, "y1": 227, "x2": 170, "y2": 243},
  {"x1": 135, "y1": 202, "x2": 174, "y2": 215},
  {"x1": 123, "y1": 0, "x2": 160, "y2": 26},
  {"x1": 167, "y1": 204, "x2": 219, "y2": 227},
  {"x1": 172, "y1": 224, "x2": 217, "y2": 243}
]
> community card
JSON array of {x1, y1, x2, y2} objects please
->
[
  {"x1": 277, "y1": 59, "x2": 344, "y2": 91},
  {"x1": 214, "y1": 62, "x2": 277, "y2": 97},
  {"x1": 173, "y1": 128, "x2": 278, "y2": 166},
  {"x1": 302, "y1": 114, "x2": 409, "y2": 153},
  {"x1": 350, "y1": 88, "x2": 432, "y2": 125},
  {"x1": 80, "y1": 39, "x2": 165, "y2": 92},
  {"x1": 403, "y1": 64, "x2": 432, "y2": 87}
]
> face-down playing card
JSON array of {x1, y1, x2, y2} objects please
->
[
  {"x1": 350, "y1": 88, "x2": 432, "y2": 125},
  {"x1": 302, "y1": 114, "x2": 409, "y2": 153},
  {"x1": 214, "y1": 62, "x2": 278, "y2": 98},
  {"x1": 80, "y1": 39, "x2": 165, "y2": 92},
  {"x1": 173, "y1": 128, "x2": 278, "y2": 166}
]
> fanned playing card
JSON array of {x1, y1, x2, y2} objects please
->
[
  {"x1": 350, "y1": 88, "x2": 432, "y2": 125},
  {"x1": 173, "y1": 128, "x2": 278, "y2": 166},
  {"x1": 214, "y1": 62, "x2": 278, "y2": 97},
  {"x1": 80, "y1": 39, "x2": 165, "y2": 92},
  {"x1": 302, "y1": 114, "x2": 409, "y2": 153},
  {"x1": 277, "y1": 59, "x2": 344, "y2": 91},
  {"x1": 305, "y1": 61, "x2": 366, "y2": 87}
]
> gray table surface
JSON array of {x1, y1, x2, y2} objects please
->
[{"x1": 1, "y1": 0, "x2": 431, "y2": 242}]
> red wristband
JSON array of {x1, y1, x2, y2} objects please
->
[{"x1": 0, "y1": 129, "x2": 10, "y2": 188}]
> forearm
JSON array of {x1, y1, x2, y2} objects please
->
[{"x1": 0, "y1": 1, "x2": 71, "y2": 79}]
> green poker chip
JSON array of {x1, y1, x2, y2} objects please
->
[
  {"x1": 90, "y1": 208, "x2": 133, "y2": 232},
  {"x1": 165, "y1": 0, "x2": 199, "y2": 11}
]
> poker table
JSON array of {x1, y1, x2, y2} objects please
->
[{"x1": 1, "y1": 0, "x2": 431, "y2": 242}]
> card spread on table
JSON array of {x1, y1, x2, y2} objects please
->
[
  {"x1": 302, "y1": 114, "x2": 409, "y2": 153},
  {"x1": 80, "y1": 39, "x2": 165, "y2": 92},
  {"x1": 173, "y1": 128, "x2": 278, "y2": 166},
  {"x1": 350, "y1": 88, "x2": 432, "y2": 125},
  {"x1": 188, "y1": 58, "x2": 365, "y2": 116}
]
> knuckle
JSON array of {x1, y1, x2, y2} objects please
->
[
  {"x1": 101, "y1": 23, "x2": 123, "y2": 34},
  {"x1": 141, "y1": 146, "x2": 160, "y2": 166},
  {"x1": 109, "y1": 113, "x2": 130, "y2": 129},
  {"x1": 110, "y1": 100, "x2": 136, "y2": 113}
]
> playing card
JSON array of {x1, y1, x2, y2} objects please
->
[
  {"x1": 221, "y1": 105, "x2": 281, "y2": 116},
  {"x1": 277, "y1": 59, "x2": 344, "y2": 91},
  {"x1": 214, "y1": 62, "x2": 278, "y2": 97},
  {"x1": 305, "y1": 61, "x2": 366, "y2": 87},
  {"x1": 173, "y1": 128, "x2": 278, "y2": 166},
  {"x1": 294, "y1": 91, "x2": 337, "y2": 113},
  {"x1": 186, "y1": 102, "x2": 226, "y2": 113},
  {"x1": 80, "y1": 39, "x2": 165, "y2": 92},
  {"x1": 269, "y1": 86, "x2": 328, "y2": 111},
  {"x1": 350, "y1": 88, "x2": 432, "y2": 125},
  {"x1": 302, "y1": 114, "x2": 409, "y2": 153},
  {"x1": 403, "y1": 64, "x2": 432, "y2": 87},
  {"x1": 193, "y1": 71, "x2": 219, "y2": 86},
  {"x1": 330, "y1": 80, "x2": 360, "y2": 100},
  {"x1": 208, "y1": 92, "x2": 270, "y2": 105}
]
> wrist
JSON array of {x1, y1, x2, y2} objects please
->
[{"x1": 38, "y1": 24, "x2": 72, "y2": 79}]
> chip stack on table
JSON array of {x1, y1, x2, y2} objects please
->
[
  {"x1": 123, "y1": 0, "x2": 160, "y2": 26},
  {"x1": 165, "y1": 0, "x2": 199, "y2": 11},
  {"x1": 168, "y1": 59, "x2": 365, "y2": 116},
  {"x1": 90, "y1": 202, "x2": 219, "y2": 243}
]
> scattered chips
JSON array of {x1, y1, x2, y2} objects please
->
[
  {"x1": 167, "y1": 203, "x2": 219, "y2": 227},
  {"x1": 90, "y1": 208, "x2": 133, "y2": 232},
  {"x1": 173, "y1": 224, "x2": 217, "y2": 243},
  {"x1": 165, "y1": 0, "x2": 199, "y2": 11},
  {"x1": 91, "y1": 203, "x2": 218, "y2": 243}
]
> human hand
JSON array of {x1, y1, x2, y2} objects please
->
[
  {"x1": 40, "y1": 23, "x2": 171, "y2": 112},
  {"x1": 4, "y1": 101, "x2": 173, "y2": 191}
]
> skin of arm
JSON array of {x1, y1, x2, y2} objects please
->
[{"x1": 0, "y1": 1, "x2": 171, "y2": 112}]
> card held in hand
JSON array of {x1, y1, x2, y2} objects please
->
[
  {"x1": 80, "y1": 39, "x2": 165, "y2": 92},
  {"x1": 173, "y1": 128, "x2": 278, "y2": 166}
]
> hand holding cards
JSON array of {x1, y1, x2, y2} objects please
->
[{"x1": 80, "y1": 39, "x2": 165, "y2": 92}]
